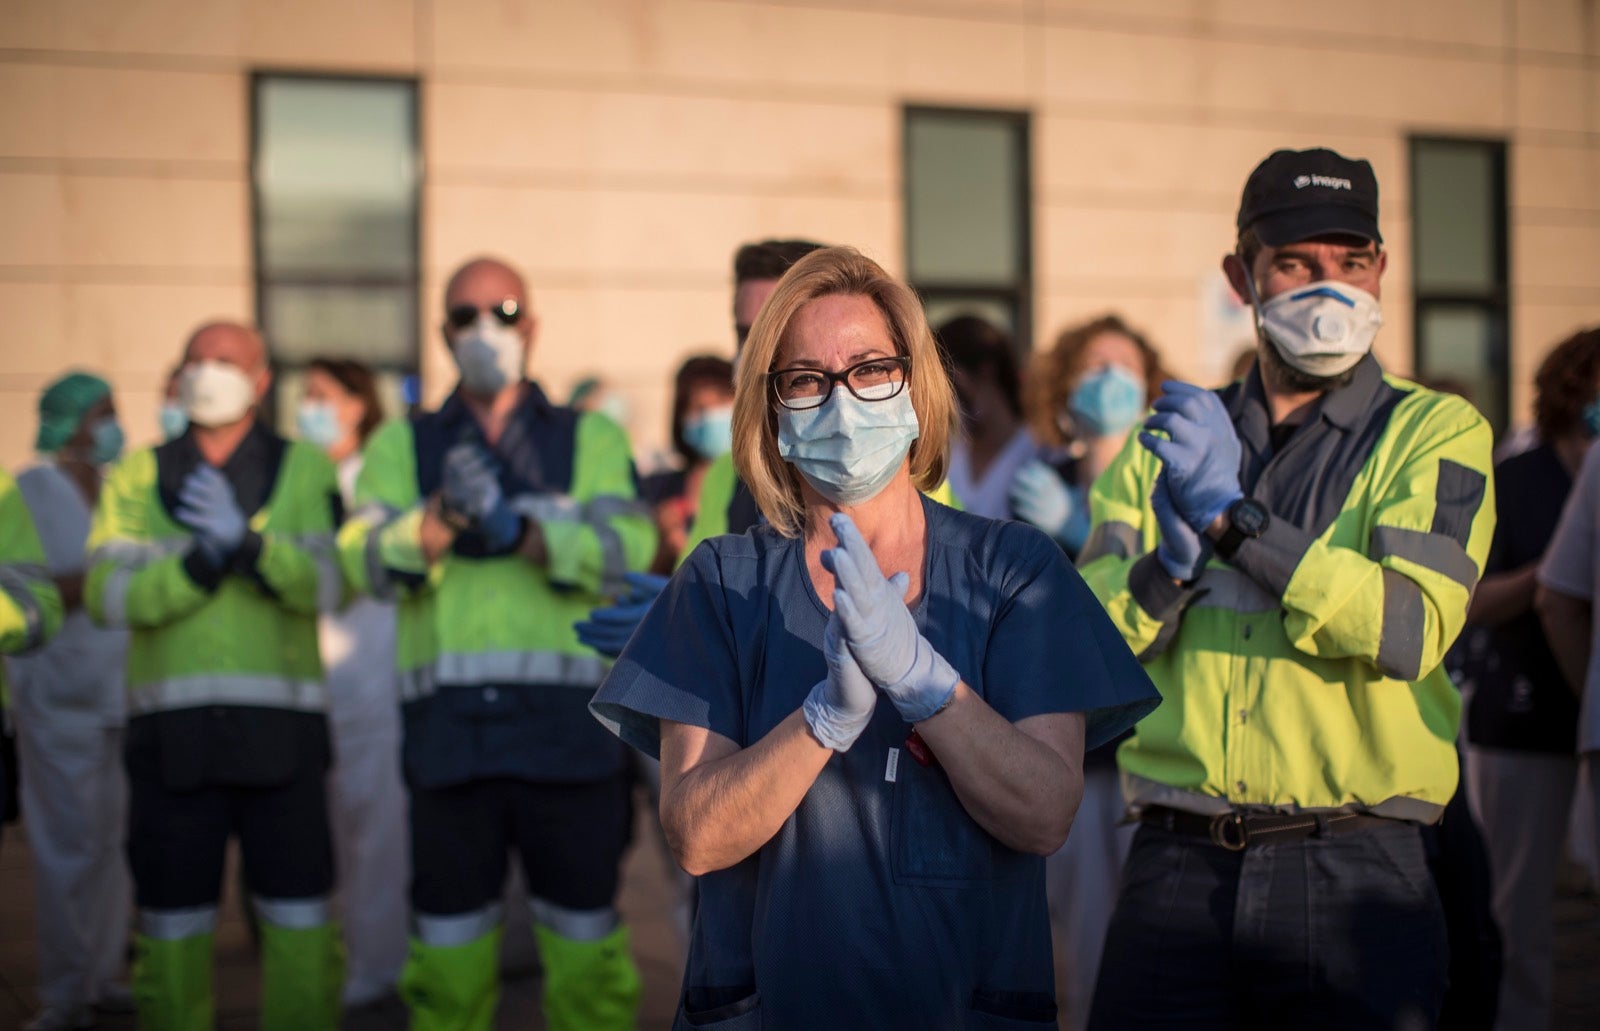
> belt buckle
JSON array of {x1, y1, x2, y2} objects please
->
[{"x1": 1209, "y1": 811, "x2": 1248, "y2": 851}]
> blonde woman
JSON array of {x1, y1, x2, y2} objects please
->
[{"x1": 592, "y1": 247, "x2": 1158, "y2": 1029}]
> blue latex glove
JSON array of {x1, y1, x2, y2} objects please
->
[
  {"x1": 1138, "y1": 381, "x2": 1243, "y2": 533},
  {"x1": 1009, "y1": 459, "x2": 1090, "y2": 551},
  {"x1": 821, "y1": 513, "x2": 958, "y2": 723},
  {"x1": 442, "y1": 443, "x2": 523, "y2": 551},
  {"x1": 1152, "y1": 470, "x2": 1209, "y2": 582},
  {"x1": 574, "y1": 572, "x2": 670, "y2": 659},
  {"x1": 175, "y1": 465, "x2": 246, "y2": 565},
  {"x1": 801, "y1": 610, "x2": 879, "y2": 751},
  {"x1": 441, "y1": 443, "x2": 504, "y2": 520}
]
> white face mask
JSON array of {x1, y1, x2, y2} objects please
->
[
  {"x1": 453, "y1": 315, "x2": 525, "y2": 395},
  {"x1": 1252, "y1": 280, "x2": 1383, "y2": 379},
  {"x1": 181, "y1": 360, "x2": 257, "y2": 428}
]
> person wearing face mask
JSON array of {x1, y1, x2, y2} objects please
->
[
  {"x1": 85, "y1": 322, "x2": 345, "y2": 1031},
  {"x1": 5, "y1": 372, "x2": 130, "y2": 1031},
  {"x1": 640, "y1": 355, "x2": 736, "y2": 573},
  {"x1": 296, "y1": 357, "x2": 409, "y2": 1010},
  {"x1": 337, "y1": 257, "x2": 656, "y2": 1031},
  {"x1": 1002, "y1": 316, "x2": 1167, "y2": 1030},
  {"x1": 159, "y1": 363, "x2": 189, "y2": 443},
  {"x1": 1461, "y1": 326, "x2": 1600, "y2": 1031},
  {"x1": 1082, "y1": 148, "x2": 1496, "y2": 1028},
  {"x1": 590, "y1": 247, "x2": 1159, "y2": 1029}
]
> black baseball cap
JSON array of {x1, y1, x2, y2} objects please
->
[{"x1": 1236, "y1": 148, "x2": 1382, "y2": 247}]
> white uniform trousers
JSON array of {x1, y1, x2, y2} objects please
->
[
  {"x1": 1467, "y1": 745, "x2": 1580, "y2": 1031},
  {"x1": 16, "y1": 719, "x2": 130, "y2": 1011},
  {"x1": 1045, "y1": 764, "x2": 1136, "y2": 1031}
]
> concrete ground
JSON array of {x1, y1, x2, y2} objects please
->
[{"x1": 2, "y1": 798, "x2": 1597, "y2": 1029}]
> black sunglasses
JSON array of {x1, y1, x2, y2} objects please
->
[{"x1": 446, "y1": 298, "x2": 522, "y2": 330}]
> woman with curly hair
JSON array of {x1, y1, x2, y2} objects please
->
[
  {"x1": 1005, "y1": 313, "x2": 1167, "y2": 1031},
  {"x1": 1464, "y1": 324, "x2": 1600, "y2": 1031},
  {"x1": 1009, "y1": 314, "x2": 1167, "y2": 560}
]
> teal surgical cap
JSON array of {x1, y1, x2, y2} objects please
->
[{"x1": 36, "y1": 371, "x2": 111, "y2": 453}]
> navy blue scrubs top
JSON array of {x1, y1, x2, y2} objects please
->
[{"x1": 592, "y1": 496, "x2": 1159, "y2": 1029}]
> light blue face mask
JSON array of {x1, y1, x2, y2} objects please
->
[
  {"x1": 158, "y1": 402, "x2": 188, "y2": 442},
  {"x1": 1068, "y1": 365, "x2": 1146, "y2": 437},
  {"x1": 89, "y1": 417, "x2": 124, "y2": 466},
  {"x1": 1584, "y1": 398, "x2": 1600, "y2": 439},
  {"x1": 683, "y1": 406, "x2": 734, "y2": 459},
  {"x1": 296, "y1": 401, "x2": 343, "y2": 450},
  {"x1": 777, "y1": 385, "x2": 920, "y2": 506}
]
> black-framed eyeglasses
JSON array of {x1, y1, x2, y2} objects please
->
[
  {"x1": 446, "y1": 298, "x2": 522, "y2": 330},
  {"x1": 768, "y1": 356, "x2": 910, "y2": 411}
]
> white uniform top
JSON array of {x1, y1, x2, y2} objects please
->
[
  {"x1": 5, "y1": 462, "x2": 127, "y2": 727},
  {"x1": 1537, "y1": 440, "x2": 1600, "y2": 755},
  {"x1": 946, "y1": 426, "x2": 1037, "y2": 520},
  {"x1": 319, "y1": 454, "x2": 399, "y2": 737}
]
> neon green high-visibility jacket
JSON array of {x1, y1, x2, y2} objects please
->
[
  {"x1": 0, "y1": 467, "x2": 62, "y2": 657},
  {"x1": 1079, "y1": 359, "x2": 1495, "y2": 821},
  {"x1": 85, "y1": 426, "x2": 342, "y2": 718},
  {"x1": 337, "y1": 385, "x2": 656, "y2": 786}
]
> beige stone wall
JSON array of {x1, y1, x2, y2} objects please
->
[{"x1": 0, "y1": 0, "x2": 1595, "y2": 469}]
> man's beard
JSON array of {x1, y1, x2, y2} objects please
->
[{"x1": 1257, "y1": 335, "x2": 1360, "y2": 394}]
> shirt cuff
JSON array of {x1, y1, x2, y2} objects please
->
[
  {"x1": 1537, "y1": 556, "x2": 1594, "y2": 600},
  {"x1": 182, "y1": 543, "x2": 226, "y2": 593},
  {"x1": 1128, "y1": 550, "x2": 1195, "y2": 621},
  {"x1": 1231, "y1": 518, "x2": 1314, "y2": 598}
]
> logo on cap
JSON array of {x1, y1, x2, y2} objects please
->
[{"x1": 1293, "y1": 174, "x2": 1353, "y2": 191}]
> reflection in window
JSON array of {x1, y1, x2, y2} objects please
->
[
  {"x1": 253, "y1": 75, "x2": 420, "y2": 426},
  {"x1": 904, "y1": 108, "x2": 1032, "y2": 348},
  {"x1": 1410, "y1": 137, "x2": 1508, "y2": 433}
]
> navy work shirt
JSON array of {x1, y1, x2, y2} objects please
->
[{"x1": 592, "y1": 497, "x2": 1159, "y2": 1028}]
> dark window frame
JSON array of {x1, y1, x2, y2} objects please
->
[
  {"x1": 902, "y1": 105, "x2": 1034, "y2": 353},
  {"x1": 1408, "y1": 135, "x2": 1510, "y2": 433},
  {"x1": 249, "y1": 70, "x2": 423, "y2": 417}
]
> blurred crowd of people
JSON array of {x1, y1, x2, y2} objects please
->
[{"x1": 0, "y1": 143, "x2": 1596, "y2": 1031}]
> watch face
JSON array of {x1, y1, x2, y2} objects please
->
[{"x1": 1234, "y1": 499, "x2": 1269, "y2": 535}]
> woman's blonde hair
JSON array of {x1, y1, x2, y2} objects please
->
[{"x1": 731, "y1": 246, "x2": 957, "y2": 537}]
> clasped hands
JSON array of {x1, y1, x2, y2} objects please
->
[
  {"x1": 803, "y1": 513, "x2": 959, "y2": 752},
  {"x1": 438, "y1": 442, "x2": 524, "y2": 552},
  {"x1": 175, "y1": 465, "x2": 248, "y2": 568},
  {"x1": 1137, "y1": 381, "x2": 1244, "y2": 582}
]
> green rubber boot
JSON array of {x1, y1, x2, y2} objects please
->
[
  {"x1": 132, "y1": 932, "x2": 213, "y2": 1031},
  {"x1": 533, "y1": 923, "x2": 641, "y2": 1031},
  {"x1": 260, "y1": 919, "x2": 344, "y2": 1030},
  {"x1": 400, "y1": 928, "x2": 503, "y2": 1031}
]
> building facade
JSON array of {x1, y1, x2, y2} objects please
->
[{"x1": 0, "y1": 0, "x2": 1596, "y2": 465}]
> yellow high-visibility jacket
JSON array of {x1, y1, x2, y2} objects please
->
[{"x1": 1080, "y1": 358, "x2": 1495, "y2": 821}]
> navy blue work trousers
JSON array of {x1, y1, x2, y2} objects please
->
[{"x1": 1089, "y1": 820, "x2": 1448, "y2": 1030}]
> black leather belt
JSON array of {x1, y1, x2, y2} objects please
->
[{"x1": 1140, "y1": 805, "x2": 1395, "y2": 852}]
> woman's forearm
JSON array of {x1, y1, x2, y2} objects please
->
[
  {"x1": 915, "y1": 686, "x2": 1085, "y2": 856},
  {"x1": 659, "y1": 711, "x2": 833, "y2": 876}
]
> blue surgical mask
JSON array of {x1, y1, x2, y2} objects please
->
[
  {"x1": 1584, "y1": 398, "x2": 1600, "y2": 439},
  {"x1": 158, "y1": 402, "x2": 188, "y2": 442},
  {"x1": 296, "y1": 401, "x2": 343, "y2": 450},
  {"x1": 1069, "y1": 365, "x2": 1146, "y2": 437},
  {"x1": 89, "y1": 417, "x2": 124, "y2": 466},
  {"x1": 777, "y1": 385, "x2": 919, "y2": 506},
  {"x1": 683, "y1": 406, "x2": 734, "y2": 459}
]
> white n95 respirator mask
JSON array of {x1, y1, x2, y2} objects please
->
[
  {"x1": 181, "y1": 360, "x2": 257, "y2": 428},
  {"x1": 453, "y1": 317, "x2": 525, "y2": 395},
  {"x1": 1253, "y1": 281, "x2": 1383, "y2": 379}
]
